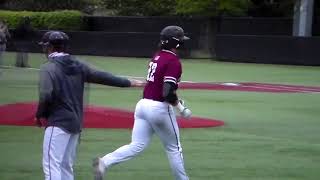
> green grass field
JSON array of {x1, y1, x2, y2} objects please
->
[{"x1": 0, "y1": 52, "x2": 320, "y2": 180}]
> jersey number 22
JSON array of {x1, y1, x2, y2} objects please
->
[{"x1": 147, "y1": 62, "x2": 157, "y2": 82}]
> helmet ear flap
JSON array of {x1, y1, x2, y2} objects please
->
[{"x1": 160, "y1": 34, "x2": 183, "y2": 50}]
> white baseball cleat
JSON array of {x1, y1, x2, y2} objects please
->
[{"x1": 93, "y1": 157, "x2": 105, "y2": 180}]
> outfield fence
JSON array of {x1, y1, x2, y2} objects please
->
[{"x1": 3, "y1": 16, "x2": 320, "y2": 65}]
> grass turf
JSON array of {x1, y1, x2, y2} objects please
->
[{"x1": 0, "y1": 52, "x2": 320, "y2": 180}]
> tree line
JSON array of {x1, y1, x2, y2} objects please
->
[{"x1": 0, "y1": 0, "x2": 319, "y2": 17}]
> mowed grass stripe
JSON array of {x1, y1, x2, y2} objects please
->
[{"x1": 0, "y1": 53, "x2": 320, "y2": 180}]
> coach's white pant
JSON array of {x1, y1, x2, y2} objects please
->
[
  {"x1": 43, "y1": 126, "x2": 79, "y2": 180},
  {"x1": 102, "y1": 99, "x2": 189, "y2": 180}
]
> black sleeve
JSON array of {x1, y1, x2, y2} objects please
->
[
  {"x1": 36, "y1": 69, "x2": 53, "y2": 119},
  {"x1": 83, "y1": 63, "x2": 131, "y2": 87},
  {"x1": 163, "y1": 82, "x2": 178, "y2": 105}
]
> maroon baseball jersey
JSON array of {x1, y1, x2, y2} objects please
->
[{"x1": 143, "y1": 49, "x2": 182, "y2": 102}]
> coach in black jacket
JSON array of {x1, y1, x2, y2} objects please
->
[{"x1": 35, "y1": 31, "x2": 143, "y2": 180}]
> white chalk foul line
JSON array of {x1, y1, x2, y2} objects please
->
[
  {"x1": 246, "y1": 83, "x2": 320, "y2": 92},
  {"x1": 239, "y1": 84, "x2": 316, "y2": 93}
]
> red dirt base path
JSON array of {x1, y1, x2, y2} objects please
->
[
  {"x1": 2, "y1": 82, "x2": 317, "y2": 129},
  {"x1": 0, "y1": 102, "x2": 224, "y2": 129}
]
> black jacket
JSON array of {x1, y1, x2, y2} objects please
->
[{"x1": 36, "y1": 53, "x2": 131, "y2": 133}]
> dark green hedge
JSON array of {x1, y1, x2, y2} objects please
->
[
  {"x1": 0, "y1": 0, "x2": 92, "y2": 12},
  {"x1": 102, "y1": 0, "x2": 175, "y2": 16},
  {"x1": 0, "y1": 10, "x2": 84, "y2": 30}
]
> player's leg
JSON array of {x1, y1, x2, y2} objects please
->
[
  {"x1": 60, "y1": 133, "x2": 80, "y2": 180},
  {"x1": 0, "y1": 44, "x2": 4, "y2": 66},
  {"x1": 101, "y1": 118, "x2": 153, "y2": 169},
  {"x1": 43, "y1": 126, "x2": 72, "y2": 180},
  {"x1": 100, "y1": 99, "x2": 154, "y2": 167},
  {"x1": 151, "y1": 105, "x2": 189, "y2": 180}
]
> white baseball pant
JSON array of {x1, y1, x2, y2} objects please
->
[
  {"x1": 43, "y1": 126, "x2": 79, "y2": 180},
  {"x1": 101, "y1": 98, "x2": 189, "y2": 180}
]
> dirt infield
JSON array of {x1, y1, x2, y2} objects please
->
[
  {"x1": 1, "y1": 82, "x2": 319, "y2": 129},
  {"x1": 0, "y1": 102, "x2": 224, "y2": 129}
]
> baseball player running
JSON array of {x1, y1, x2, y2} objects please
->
[
  {"x1": 35, "y1": 31, "x2": 143, "y2": 180},
  {"x1": 93, "y1": 25, "x2": 191, "y2": 180}
]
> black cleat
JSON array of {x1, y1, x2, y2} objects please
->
[{"x1": 93, "y1": 157, "x2": 105, "y2": 180}]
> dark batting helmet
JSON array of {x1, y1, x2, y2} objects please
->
[{"x1": 160, "y1": 25, "x2": 190, "y2": 50}]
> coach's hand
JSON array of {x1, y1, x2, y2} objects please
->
[
  {"x1": 34, "y1": 117, "x2": 47, "y2": 127},
  {"x1": 35, "y1": 118, "x2": 42, "y2": 127},
  {"x1": 129, "y1": 79, "x2": 145, "y2": 87}
]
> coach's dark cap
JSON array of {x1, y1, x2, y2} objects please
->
[
  {"x1": 39, "y1": 31, "x2": 69, "y2": 46},
  {"x1": 160, "y1": 25, "x2": 190, "y2": 41},
  {"x1": 48, "y1": 31, "x2": 69, "y2": 45},
  {"x1": 38, "y1": 31, "x2": 53, "y2": 46}
]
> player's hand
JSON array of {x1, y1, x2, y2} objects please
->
[
  {"x1": 175, "y1": 99, "x2": 192, "y2": 119},
  {"x1": 180, "y1": 107, "x2": 192, "y2": 119},
  {"x1": 129, "y1": 79, "x2": 145, "y2": 87},
  {"x1": 178, "y1": 99, "x2": 185, "y2": 106}
]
